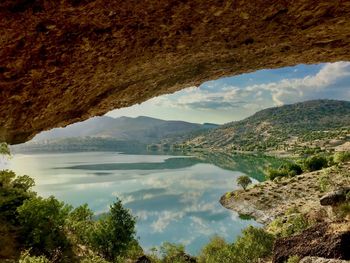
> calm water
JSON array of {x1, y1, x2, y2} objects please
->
[{"x1": 5, "y1": 152, "x2": 269, "y2": 254}]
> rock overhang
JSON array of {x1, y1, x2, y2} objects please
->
[{"x1": 1, "y1": 0, "x2": 350, "y2": 144}]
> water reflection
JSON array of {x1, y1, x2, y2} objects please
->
[{"x1": 7, "y1": 152, "x2": 283, "y2": 254}]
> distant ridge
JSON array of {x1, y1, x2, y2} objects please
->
[
  {"x1": 184, "y1": 100, "x2": 350, "y2": 153},
  {"x1": 31, "y1": 116, "x2": 218, "y2": 144}
]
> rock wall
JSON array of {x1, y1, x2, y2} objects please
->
[
  {"x1": 1, "y1": 0, "x2": 350, "y2": 143},
  {"x1": 272, "y1": 222, "x2": 350, "y2": 263}
]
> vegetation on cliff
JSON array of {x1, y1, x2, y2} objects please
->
[{"x1": 182, "y1": 100, "x2": 350, "y2": 155}]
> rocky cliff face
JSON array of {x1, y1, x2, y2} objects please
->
[
  {"x1": 272, "y1": 222, "x2": 350, "y2": 263},
  {"x1": 1, "y1": 0, "x2": 350, "y2": 144}
]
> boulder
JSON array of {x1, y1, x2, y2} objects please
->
[
  {"x1": 135, "y1": 255, "x2": 152, "y2": 263},
  {"x1": 320, "y1": 188, "x2": 350, "y2": 206},
  {"x1": 272, "y1": 222, "x2": 350, "y2": 263},
  {"x1": 300, "y1": 257, "x2": 349, "y2": 263}
]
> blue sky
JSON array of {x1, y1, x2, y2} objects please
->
[{"x1": 107, "y1": 62, "x2": 350, "y2": 124}]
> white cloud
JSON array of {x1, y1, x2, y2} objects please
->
[
  {"x1": 151, "y1": 211, "x2": 185, "y2": 233},
  {"x1": 247, "y1": 61, "x2": 350, "y2": 105},
  {"x1": 155, "y1": 62, "x2": 350, "y2": 110}
]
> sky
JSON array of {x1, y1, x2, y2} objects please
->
[{"x1": 107, "y1": 61, "x2": 350, "y2": 124}]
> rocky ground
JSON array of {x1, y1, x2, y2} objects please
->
[
  {"x1": 221, "y1": 162, "x2": 350, "y2": 224},
  {"x1": 220, "y1": 162, "x2": 350, "y2": 263}
]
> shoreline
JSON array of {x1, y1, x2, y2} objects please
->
[{"x1": 219, "y1": 162, "x2": 350, "y2": 225}]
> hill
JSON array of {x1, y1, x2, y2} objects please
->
[
  {"x1": 183, "y1": 100, "x2": 350, "y2": 155},
  {"x1": 12, "y1": 116, "x2": 218, "y2": 153},
  {"x1": 31, "y1": 116, "x2": 217, "y2": 144}
]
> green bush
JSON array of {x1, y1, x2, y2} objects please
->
[
  {"x1": 80, "y1": 252, "x2": 110, "y2": 263},
  {"x1": 198, "y1": 227, "x2": 274, "y2": 263},
  {"x1": 233, "y1": 226, "x2": 275, "y2": 262},
  {"x1": 268, "y1": 214, "x2": 309, "y2": 238},
  {"x1": 281, "y1": 163, "x2": 303, "y2": 176},
  {"x1": 0, "y1": 170, "x2": 36, "y2": 223},
  {"x1": 159, "y1": 242, "x2": 189, "y2": 263},
  {"x1": 198, "y1": 236, "x2": 231, "y2": 263},
  {"x1": 265, "y1": 168, "x2": 288, "y2": 180},
  {"x1": 18, "y1": 251, "x2": 50, "y2": 263},
  {"x1": 265, "y1": 162, "x2": 302, "y2": 180},
  {"x1": 66, "y1": 203, "x2": 94, "y2": 245},
  {"x1": 318, "y1": 174, "x2": 331, "y2": 192},
  {"x1": 303, "y1": 155, "x2": 328, "y2": 171},
  {"x1": 334, "y1": 151, "x2": 350, "y2": 164},
  {"x1": 17, "y1": 196, "x2": 72, "y2": 257},
  {"x1": 286, "y1": 255, "x2": 300, "y2": 263},
  {"x1": 0, "y1": 142, "x2": 10, "y2": 156}
]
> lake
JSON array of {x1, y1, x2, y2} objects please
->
[{"x1": 5, "y1": 151, "x2": 279, "y2": 254}]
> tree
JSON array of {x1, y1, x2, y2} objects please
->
[
  {"x1": 159, "y1": 242, "x2": 190, "y2": 263},
  {"x1": 91, "y1": 198, "x2": 136, "y2": 261},
  {"x1": 0, "y1": 142, "x2": 10, "y2": 156},
  {"x1": 0, "y1": 170, "x2": 36, "y2": 223},
  {"x1": 66, "y1": 203, "x2": 94, "y2": 245},
  {"x1": 17, "y1": 196, "x2": 72, "y2": 257},
  {"x1": 233, "y1": 226, "x2": 275, "y2": 262},
  {"x1": 303, "y1": 155, "x2": 328, "y2": 171},
  {"x1": 237, "y1": 175, "x2": 252, "y2": 191},
  {"x1": 198, "y1": 236, "x2": 230, "y2": 263}
]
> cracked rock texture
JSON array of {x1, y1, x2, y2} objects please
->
[
  {"x1": 300, "y1": 257, "x2": 349, "y2": 263},
  {"x1": 1, "y1": 0, "x2": 350, "y2": 143},
  {"x1": 272, "y1": 222, "x2": 350, "y2": 263}
]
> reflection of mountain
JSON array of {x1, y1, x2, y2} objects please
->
[
  {"x1": 61, "y1": 152, "x2": 285, "y2": 182},
  {"x1": 60, "y1": 157, "x2": 203, "y2": 171},
  {"x1": 183, "y1": 151, "x2": 287, "y2": 181}
]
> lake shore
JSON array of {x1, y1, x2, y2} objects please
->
[{"x1": 220, "y1": 162, "x2": 350, "y2": 224}]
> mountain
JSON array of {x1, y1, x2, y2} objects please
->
[
  {"x1": 31, "y1": 116, "x2": 218, "y2": 144},
  {"x1": 184, "y1": 100, "x2": 350, "y2": 153}
]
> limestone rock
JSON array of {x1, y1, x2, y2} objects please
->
[
  {"x1": 300, "y1": 257, "x2": 349, "y2": 263},
  {"x1": 272, "y1": 222, "x2": 350, "y2": 263},
  {"x1": 1, "y1": 1, "x2": 350, "y2": 143},
  {"x1": 320, "y1": 188, "x2": 350, "y2": 206}
]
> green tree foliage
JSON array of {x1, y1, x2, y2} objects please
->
[
  {"x1": 334, "y1": 151, "x2": 350, "y2": 164},
  {"x1": 90, "y1": 198, "x2": 136, "y2": 261},
  {"x1": 286, "y1": 255, "x2": 300, "y2": 263},
  {"x1": 233, "y1": 226, "x2": 275, "y2": 262},
  {"x1": 318, "y1": 174, "x2": 331, "y2": 192},
  {"x1": 66, "y1": 203, "x2": 94, "y2": 245},
  {"x1": 268, "y1": 213, "x2": 309, "y2": 238},
  {"x1": 237, "y1": 175, "x2": 252, "y2": 190},
  {"x1": 1, "y1": 170, "x2": 140, "y2": 262},
  {"x1": 114, "y1": 239, "x2": 144, "y2": 263},
  {"x1": 198, "y1": 236, "x2": 230, "y2": 263},
  {"x1": 265, "y1": 162, "x2": 303, "y2": 180},
  {"x1": 17, "y1": 196, "x2": 72, "y2": 257},
  {"x1": 0, "y1": 170, "x2": 35, "y2": 223},
  {"x1": 303, "y1": 155, "x2": 328, "y2": 171},
  {"x1": 18, "y1": 250, "x2": 50, "y2": 263},
  {"x1": 0, "y1": 142, "x2": 10, "y2": 156},
  {"x1": 79, "y1": 252, "x2": 110, "y2": 263},
  {"x1": 158, "y1": 242, "x2": 188, "y2": 263},
  {"x1": 198, "y1": 227, "x2": 274, "y2": 263}
]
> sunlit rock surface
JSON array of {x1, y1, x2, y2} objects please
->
[{"x1": 1, "y1": 0, "x2": 350, "y2": 143}]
